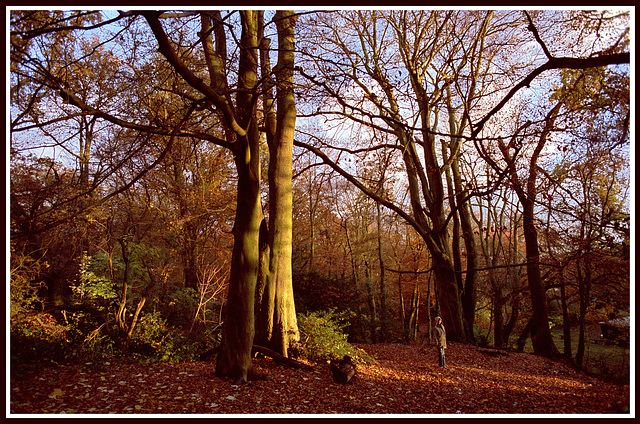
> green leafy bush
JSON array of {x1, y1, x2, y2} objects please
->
[
  {"x1": 72, "y1": 253, "x2": 118, "y2": 303},
  {"x1": 10, "y1": 314, "x2": 71, "y2": 363},
  {"x1": 165, "y1": 287, "x2": 199, "y2": 329},
  {"x1": 10, "y1": 245, "x2": 213, "y2": 365},
  {"x1": 473, "y1": 323, "x2": 491, "y2": 347},
  {"x1": 130, "y1": 311, "x2": 168, "y2": 347},
  {"x1": 9, "y1": 245, "x2": 47, "y2": 319},
  {"x1": 128, "y1": 311, "x2": 219, "y2": 363},
  {"x1": 296, "y1": 309, "x2": 375, "y2": 365},
  {"x1": 9, "y1": 246, "x2": 71, "y2": 363}
]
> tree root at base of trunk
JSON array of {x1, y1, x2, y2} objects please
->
[
  {"x1": 252, "y1": 344, "x2": 314, "y2": 371},
  {"x1": 204, "y1": 343, "x2": 314, "y2": 384}
]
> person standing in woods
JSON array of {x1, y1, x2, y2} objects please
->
[{"x1": 433, "y1": 316, "x2": 447, "y2": 368}]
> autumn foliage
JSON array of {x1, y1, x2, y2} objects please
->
[
  {"x1": 9, "y1": 8, "x2": 630, "y2": 413},
  {"x1": 10, "y1": 343, "x2": 629, "y2": 414}
]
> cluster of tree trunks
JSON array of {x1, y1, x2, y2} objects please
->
[{"x1": 9, "y1": 10, "x2": 629, "y2": 382}]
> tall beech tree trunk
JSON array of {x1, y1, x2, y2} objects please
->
[
  {"x1": 215, "y1": 135, "x2": 264, "y2": 382},
  {"x1": 258, "y1": 10, "x2": 300, "y2": 356},
  {"x1": 210, "y1": 11, "x2": 265, "y2": 383}
]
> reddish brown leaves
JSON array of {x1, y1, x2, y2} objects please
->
[{"x1": 10, "y1": 342, "x2": 629, "y2": 415}]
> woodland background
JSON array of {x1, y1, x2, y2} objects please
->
[{"x1": 9, "y1": 8, "x2": 631, "y2": 413}]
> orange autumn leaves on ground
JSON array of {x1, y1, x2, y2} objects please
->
[{"x1": 10, "y1": 342, "x2": 629, "y2": 415}]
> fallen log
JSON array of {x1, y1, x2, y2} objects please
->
[
  {"x1": 199, "y1": 345, "x2": 220, "y2": 361},
  {"x1": 200, "y1": 344, "x2": 314, "y2": 371}
]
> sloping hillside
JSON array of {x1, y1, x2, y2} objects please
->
[{"x1": 9, "y1": 342, "x2": 630, "y2": 415}]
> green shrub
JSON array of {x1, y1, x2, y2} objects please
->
[
  {"x1": 296, "y1": 309, "x2": 375, "y2": 365},
  {"x1": 10, "y1": 247, "x2": 73, "y2": 364},
  {"x1": 165, "y1": 287, "x2": 199, "y2": 329},
  {"x1": 128, "y1": 311, "x2": 219, "y2": 363},
  {"x1": 10, "y1": 314, "x2": 71, "y2": 363},
  {"x1": 130, "y1": 311, "x2": 168, "y2": 346},
  {"x1": 473, "y1": 323, "x2": 491, "y2": 347},
  {"x1": 153, "y1": 330, "x2": 215, "y2": 363},
  {"x1": 62, "y1": 310, "x2": 115, "y2": 361},
  {"x1": 10, "y1": 245, "x2": 47, "y2": 319}
]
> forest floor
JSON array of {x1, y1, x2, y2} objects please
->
[{"x1": 9, "y1": 342, "x2": 631, "y2": 416}]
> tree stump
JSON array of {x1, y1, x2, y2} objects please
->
[{"x1": 330, "y1": 355, "x2": 356, "y2": 384}]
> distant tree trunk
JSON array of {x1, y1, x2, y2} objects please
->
[
  {"x1": 503, "y1": 298, "x2": 519, "y2": 345},
  {"x1": 431, "y1": 248, "x2": 465, "y2": 342},
  {"x1": 474, "y1": 195, "x2": 506, "y2": 348},
  {"x1": 398, "y1": 273, "x2": 406, "y2": 334},
  {"x1": 169, "y1": 138, "x2": 199, "y2": 291},
  {"x1": 503, "y1": 208, "x2": 522, "y2": 346},
  {"x1": 376, "y1": 202, "x2": 387, "y2": 340},
  {"x1": 342, "y1": 218, "x2": 361, "y2": 310},
  {"x1": 405, "y1": 281, "x2": 420, "y2": 342},
  {"x1": 182, "y1": 222, "x2": 199, "y2": 290},
  {"x1": 499, "y1": 104, "x2": 561, "y2": 358},
  {"x1": 520, "y1": 200, "x2": 559, "y2": 357},
  {"x1": 365, "y1": 262, "x2": 377, "y2": 343},
  {"x1": 516, "y1": 318, "x2": 532, "y2": 352},
  {"x1": 426, "y1": 269, "x2": 433, "y2": 340},
  {"x1": 492, "y1": 292, "x2": 506, "y2": 348},
  {"x1": 114, "y1": 237, "x2": 130, "y2": 334},
  {"x1": 575, "y1": 256, "x2": 592, "y2": 367},
  {"x1": 308, "y1": 192, "x2": 316, "y2": 274},
  {"x1": 559, "y1": 271, "x2": 572, "y2": 357}
]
